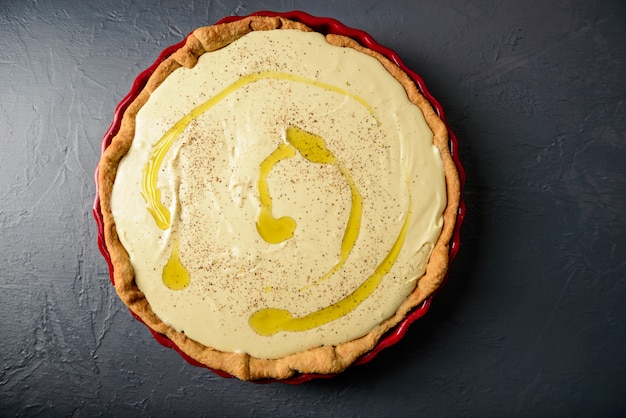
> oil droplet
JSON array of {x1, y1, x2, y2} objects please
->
[
  {"x1": 286, "y1": 126, "x2": 337, "y2": 164},
  {"x1": 162, "y1": 240, "x2": 190, "y2": 290},
  {"x1": 256, "y1": 143, "x2": 297, "y2": 244}
]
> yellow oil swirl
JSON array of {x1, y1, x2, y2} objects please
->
[
  {"x1": 141, "y1": 71, "x2": 377, "y2": 230},
  {"x1": 250, "y1": 126, "x2": 412, "y2": 335},
  {"x1": 138, "y1": 70, "x2": 403, "y2": 329},
  {"x1": 248, "y1": 198, "x2": 412, "y2": 336},
  {"x1": 256, "y1": 126, "x2": 362, "y2": 263},
  {"x1": 288, "y1": 127, "x2": 362, "y2": 288},
  {"x1": 256, "y1": 143, "x2": 298, "y2": 243},
  {"x1": 162, "y1": 239, "x2": 190, "y2": 290}
]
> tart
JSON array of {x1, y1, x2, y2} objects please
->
[{"x1": 96, "y1": 13, "x2": 462, "y2": 381}]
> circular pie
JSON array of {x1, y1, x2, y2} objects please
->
[{"x1": 96, "y1": 14, "x2": 462, "y2": 381}]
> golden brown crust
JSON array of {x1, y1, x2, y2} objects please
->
[{"x1": 98, "y1": 16, "x2": 460, "y2": 381}]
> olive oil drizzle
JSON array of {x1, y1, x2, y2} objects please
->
[
  {"x1": 248, "y1": 197, "x2": 412, "y2": 336},
  {"x1": 162, "y1": 239, "x2": 191, "y2": 290},
  {"x1": 256, "y1": 126, "x2": 363, "y2": 289},
  {"x1": 250, "y1": 127, "x2": 411, "y2": 335},
  {"x1": 141, "y1": 70, "x2": 377, "y2": 231},
  {"x1": 140, "y1": 70, "x2": 411, "y2": 333},
  {"x1": 256, "y1": 143, "x2": 298, "y2": 244}
]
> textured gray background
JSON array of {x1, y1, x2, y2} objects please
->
[{"x1": 1, "y1": 0, "x2": 625, "y2": 416}]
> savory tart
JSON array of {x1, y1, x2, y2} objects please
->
[{"x1": 97, "y1": 15, "x2": 461, "y2": 381}]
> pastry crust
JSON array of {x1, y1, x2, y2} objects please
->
[{"x1": 98, "y1": 16, "x2": 460, "y2": 381}]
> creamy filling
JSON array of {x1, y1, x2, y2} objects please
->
[{"x1": 111, "y1": 29, "x2": 446, "y2": 359}]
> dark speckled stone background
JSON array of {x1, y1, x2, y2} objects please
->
[{"x1": 1, "y1": 0, "x2": 625, "y2": 415}]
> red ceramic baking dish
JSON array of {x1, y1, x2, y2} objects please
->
[{"x1": 93, "y1": 10, "x2": 465, "y2": 384}]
